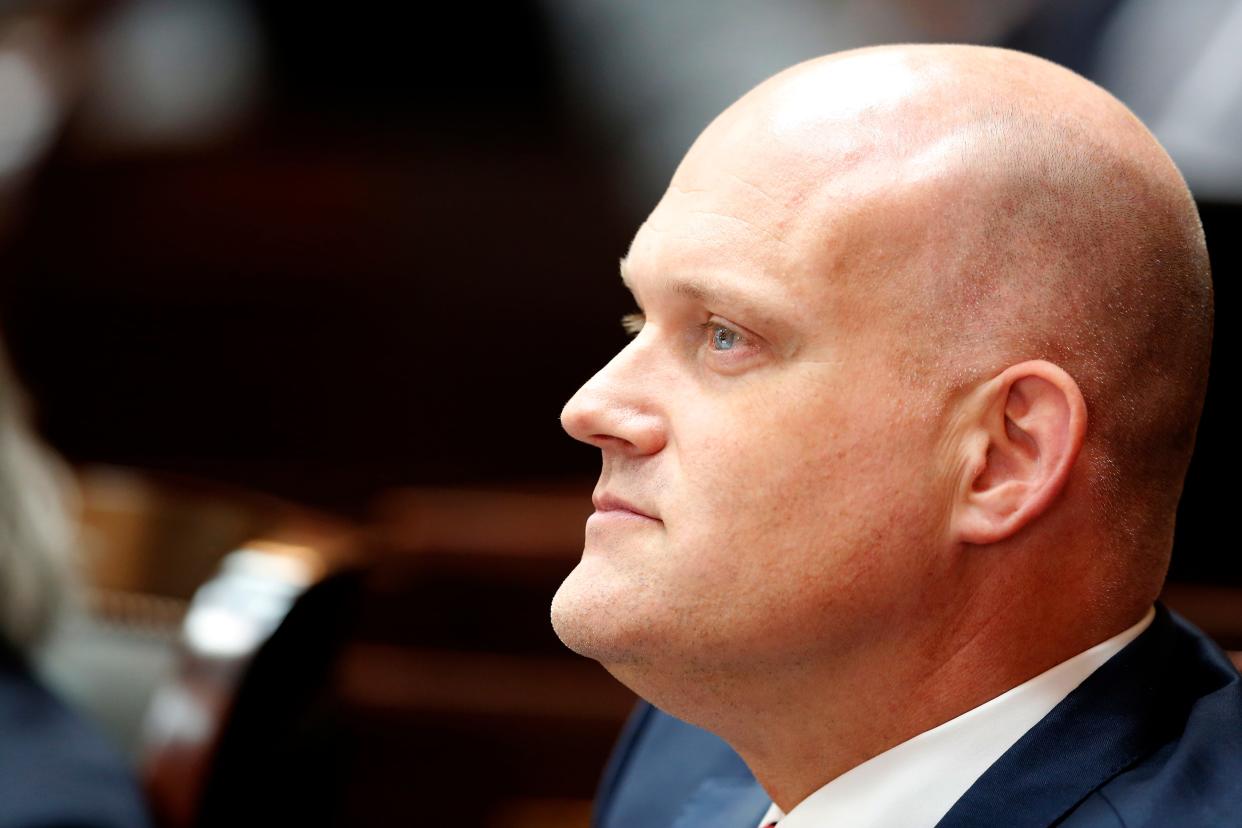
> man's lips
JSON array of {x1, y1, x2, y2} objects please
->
[{"x1": 592, "y1": 493, "x2": 660, "y2": 521}]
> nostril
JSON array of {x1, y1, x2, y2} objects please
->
[{"x1": 588, "y1": 433, "x2": 632, "y2": 450}]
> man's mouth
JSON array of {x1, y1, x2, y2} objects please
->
[{"x1": 592, "y1": 492, "x2": 660, "y2": 521}]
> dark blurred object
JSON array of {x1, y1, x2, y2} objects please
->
[
  {"x1": 182, "y1": 565, "x2": 361, "y2": 828},
  {"x1": 37, "y1": 467, "x2": 359, "y2": 826},
  {"x1": 1169, "y1": 201, "x2": 1238, "y2": 585},
  {"x1": 140, "y1": 522, "x2": 358, "y2": 828}
]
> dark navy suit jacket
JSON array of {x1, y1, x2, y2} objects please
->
[
  {"x1": 595, "y1": 606, "x2": 1242, "y2": 828},
  {"x1": 0, "y1": 640, "x2": 151, "y2": 828}
]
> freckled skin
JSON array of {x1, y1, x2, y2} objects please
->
[{"x1": 551, "y1": 44, "x2": 1209, "y2": 811}]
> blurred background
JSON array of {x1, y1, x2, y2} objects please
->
[{"x1": 0, "y1": 1, "x2": 1235, "y2": 826}]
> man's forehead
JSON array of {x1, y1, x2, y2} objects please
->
[
  {"x1": 676, "y1": 48, "x2": 943, "y2": 185},
  {"x1": 617, "y1": 49, "x2": 1004, "y2": 322},
  {"x1": 619, "y1": 246, "x2": 789, "y2": 302},
  {"x1": 668, "y1": 117, "x2": 874, "y2": 224},
  {"x1": 624, "y1": 160, "x2": 904, "y2": 305},
  {"x1": 646, "y1": 115, "x2": 939, "y2": 286},
  {"x1": 622, "y1": 201, "x2": 802, "y2": 303},
  {"x1": 637, "y1": 183, "x2": 798, "y2": 259}
]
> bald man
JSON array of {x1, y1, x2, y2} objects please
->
[{"x1": 551, "y1": 44, "x2": 1238, "y2": 828}]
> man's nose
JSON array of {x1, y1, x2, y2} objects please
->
[{"x1": 560, "y1": 349, "x2": 667, "y2": 456}]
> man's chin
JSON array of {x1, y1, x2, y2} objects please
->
[
  {"x1": 550, "y1": 572, "x2": 651, "y2": 664},
  {"x1": 550, "y1": 579, "x2": 611, "y2": 660}
]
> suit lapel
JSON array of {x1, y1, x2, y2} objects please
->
[
  {"x1": 671, "y1": 775, "x2": 770, "y2": 828},
  {"x1": 938, "y1": 606, "x2": 1183, "y2": 827}
]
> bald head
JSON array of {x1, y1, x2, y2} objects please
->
[
  {"x1": 557, "y1": 44, "x2": 1212, "y2": 803},
  {"x1": 676, "y1": 45, "x2": 1211, "y2": 596}
]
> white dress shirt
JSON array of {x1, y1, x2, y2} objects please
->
[{"x1": 757, "y1": 607, "x2": 1155, "y2": 828}]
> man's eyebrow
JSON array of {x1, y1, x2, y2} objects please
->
[
  {"x1": 669, "y1": 280, "x2": 786, "y2": 330},
  {"x1": 618, "y1": 257, "x2": 790, "y2": 331}
]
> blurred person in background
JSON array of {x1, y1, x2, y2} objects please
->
[
  {"x1": 553, "y1": 44, "x2": 1237, "y2": 827},
  {"x1": 0, "y1": 349, "x2": 149, "y2": 827}
]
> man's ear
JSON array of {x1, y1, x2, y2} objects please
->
[{"x1": 951, "y1": 360, "x2": 1088, "y2": 545}]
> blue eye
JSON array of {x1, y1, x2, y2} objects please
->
[{"x1": 710, "y1": 324, "x2": 738, "y2": 351}]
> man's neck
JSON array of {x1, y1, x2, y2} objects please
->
[{"x1": 660, "y1": 601, "x2": 1149, "y2": 811}]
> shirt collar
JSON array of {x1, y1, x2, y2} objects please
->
[{"x1": 758, "y1": 606, "x2": 1155, "y2": 828}]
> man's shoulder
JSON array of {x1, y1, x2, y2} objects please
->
[
  {"x1": 1069, "y1": 640, "x2": 1242, "y2": 827},
  {"x1": 959, "y1": 606, "x2": 1242, "y2": 828},
  {"x1": 0, "y1": 645, "x2": 151, "y2": 828}
]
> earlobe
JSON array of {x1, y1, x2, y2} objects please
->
[{"x1": 952, "y1": 360, "x2": 1087, "y2": 545}]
